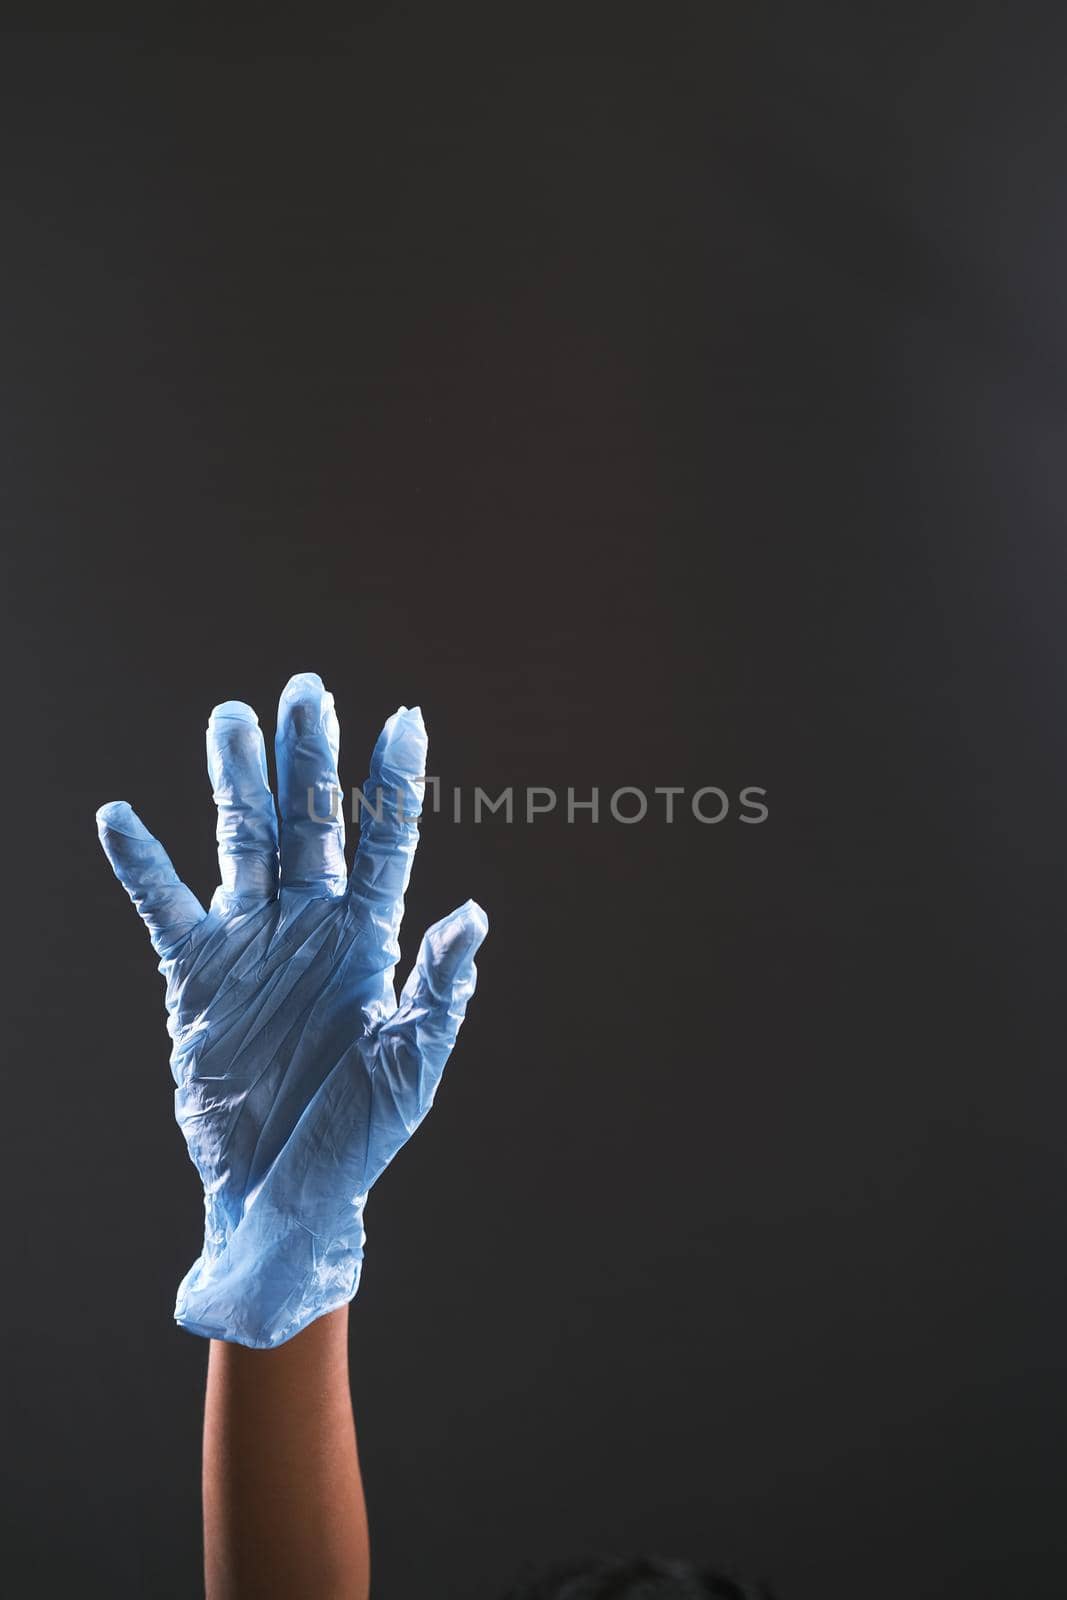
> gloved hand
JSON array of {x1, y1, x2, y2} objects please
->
[{"x1": 97, "y1": 672, "x2": 488, "y2": 1349}]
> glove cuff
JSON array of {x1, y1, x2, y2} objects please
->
[{"x1": 174, "y1": 1194, "x2": 367, "y2": 1349}]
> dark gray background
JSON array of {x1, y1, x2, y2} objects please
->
[{"x1": 4, "y1": 7, "x2": 1066, "y2": 1597}]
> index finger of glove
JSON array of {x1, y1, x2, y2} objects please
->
[{"x1": 348, "y1": 705, "x2": 426, "y2": 927}]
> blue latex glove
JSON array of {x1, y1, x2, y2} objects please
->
[{"x1": 97, "y1": 673, "x2": 488, "y2": 1348}]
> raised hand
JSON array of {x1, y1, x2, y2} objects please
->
[{"x1": 97, "y1": 672, "x2": 487, "y2": 1348}]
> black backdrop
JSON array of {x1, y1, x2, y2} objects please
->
[{"x1": 4, "y1": 8, "x2": 1067, "y2": 1598}]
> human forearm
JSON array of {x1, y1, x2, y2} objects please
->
[{"x1": 203, "y1": 1306, "x2": 369, "y2": 1599}]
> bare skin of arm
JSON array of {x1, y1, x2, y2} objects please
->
[{"x1": 203, "y1": 1306, "x2": 370, "y2": 1600}]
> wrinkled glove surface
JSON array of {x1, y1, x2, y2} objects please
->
[{"x1": 97, "y1": 672, "x2": 487, "y2": 1348}]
